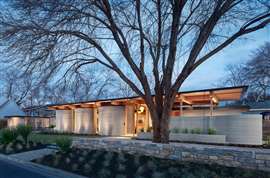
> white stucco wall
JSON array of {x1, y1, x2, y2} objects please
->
[
  {"x1": 170, "y1": 114, "x2": 263, "y2": 145},
  {"x1": 7, "y1": 117, "x2": 25, "y2": 128},
  {"x1": 98, "y1": 106, "x2": 125, "y2": 136},
  {"x1": 74, "y1": 108, "x2": 94, "y2": 134},
  {"x1": 55, "y1": 110, "x2": 73, "y2": 132}
]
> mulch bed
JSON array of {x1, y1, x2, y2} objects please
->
[
  {"x1": 0, "y1": 140, "x2": 46, "y2": 155},
  {"x1": 33, "y1": 148, "x2": 270, "y2": 178}
]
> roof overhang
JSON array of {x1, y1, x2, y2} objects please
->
[{"x1": 48, "y1": 86, "x2": 247, "y2": 110}]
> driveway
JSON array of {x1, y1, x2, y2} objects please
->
[
  {"x1": 0, "y1": 158, "x2": 48, "y2": 178},
  {"x1": 0, "y1": 153, "x2": 86, "y2": 178}
]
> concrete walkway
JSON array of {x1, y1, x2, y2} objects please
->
[{"x1": 9, "y1": 148, "x2": 57, "y2": 161}]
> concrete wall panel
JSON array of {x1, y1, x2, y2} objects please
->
[
  {"x1": 74, "y1": 108, "x2": 94, "y2": 134},
  {"x1": 55, "y1": 110, "x2": 73, "y2": 132},
  {"x1": 98, "y1": 106, "x2": 125, "y2": 136},
  {"x1": 170, "y1": 114, "x2": 262, "y2": 145}
]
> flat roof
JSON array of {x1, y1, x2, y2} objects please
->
[{"x1": 48, "y1": 86, "x2": 247, "y2": 110}]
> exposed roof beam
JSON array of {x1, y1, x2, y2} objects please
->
[{"x1": 178, "y1": 95, "x2": 192, "y2": 105}]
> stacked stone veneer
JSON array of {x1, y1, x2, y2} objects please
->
[{"x1": 73, "y1": 138, "x2": 270, "y2": 172}]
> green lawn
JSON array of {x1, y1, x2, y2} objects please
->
[
  {"x1": 29, "y1": 133, "x2": 100, "y2": 144},
  {"x1": 29, "y1": 133, "x2": 73, "y2": 144}
]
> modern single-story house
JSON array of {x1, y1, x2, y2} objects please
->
[
  {"x1": 48, "y1": 86, "x2": 264, "y2": 145},
  {"x1": 0, "y1": 97, "x2": 52, "y2": 130}
]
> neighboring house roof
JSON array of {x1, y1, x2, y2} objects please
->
[
  {"x1": 0, "y1": 97, "x2": 25, "y2": 119},
  {"x1": 244, "y1": 100, "x2": 270, "y2": 114},
  {"x1": 248, "y1": 100, "x2": 270, "y2": 110}
]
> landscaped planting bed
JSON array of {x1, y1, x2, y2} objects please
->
[
  {"x1": 0, "y1": 125, "x2": 47, "y2": 154},
  {"x1": 33, "y1": 148, "x2": 270, "y2": 178},
  {"x1": 0, "y1": 140, "x2": 45, "y2": 155}
]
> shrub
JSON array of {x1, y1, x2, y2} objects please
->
[
  {"x1": 98, "y1": 168, "x2": 111, "y2": 178},
  {"x1": 207, "y1": 128, "x2": 217, "y2": 135},
  {"x1": 182, "y1": 128, "x2": 189, "y2": 134},
  {"x1": 104, "y1": 152, "x2": 114, "y2": 160},
  {"x1": 136, "y1": 165, "x2": 147, "y2": 176},
  {"x1": 117, "y1": 163, "x2": 126, "y2": 172},
  {"x1": 83, "y1": 163, "x2": 92, "y2": 174},
  {"x1": 140, "y1": 128, "x2": 145, "y2": 133},
  {"x1": 48, "y1": 125, "x2": 55, "y2": 129},
  {"x1": 146, "y1": 160, "x2": 157, "y2": 171},
  {"x1": 134, "y1": 155, "x2": 141, "y2": 166},
  {"x1": 171, "y1": 128, "x2": 181, "y2": 133},
  {"x1": 115, "y1": 174, "x2": 127, "y2": 178},
  {"x1": 117, "y1": 153, "x2": 127, "y2": 163},
  {"x1": 55, "y1": 136, "x2": 72, "y2": 152},
  {"x1": 146, "y1": 127, "x2": 153, "y2": 133},
  {"x1": 17, "y1": 125, "x2": 32, "y2": 144},
  {"x1": 71, "y1": 163, "x2": 79, "y2": 171},
  {"x1": 194, "y1": 128, "x2": 202, "y2": 134},
  {"x1": 1, "y1": 128, "x2": 18, "y2": 144},
  {"x1": 191, "y1": 128, "x2": 201, "y2": 134},
  {"x1": 265, "y1": 136, "x2": 270, "y2": 145},
  {"x1": 152, "y1": 171, "x2": 166, "y2": 178}
]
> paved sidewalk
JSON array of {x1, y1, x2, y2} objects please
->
[{"x1": 9, "y1": 148, "x2": 57, "y2": 161}]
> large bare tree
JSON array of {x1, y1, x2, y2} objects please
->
[
  {"x1": 223, "y1": 42, "x2": 270, "y2": 101},
  {"x1": 0, "y1": 0, "x2": 269, "y2": 143}
]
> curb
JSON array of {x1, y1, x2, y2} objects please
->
[{"x1": 0, "y1": 153, "x2": 87, "y2": 178}]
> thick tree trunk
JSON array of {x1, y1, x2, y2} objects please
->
[
  {"x1": 147, "y1": 94, "x2": 175, "y2": 143},
  {"x1": 151, "y1": 109, "x2": 170, "y2": 143}
]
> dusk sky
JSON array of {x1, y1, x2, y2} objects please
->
[{"x1": 181, "y1": 27, "x2": 270, "y2": 91}]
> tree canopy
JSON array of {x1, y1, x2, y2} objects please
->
[{"x1": 223, "y1": 42, "x2": 270, "y2": 101}]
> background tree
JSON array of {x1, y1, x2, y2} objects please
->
[
  {"x1": 222, "y1": 42, "x2": 270, "y2": 101},
  {"x1": 0, "y1": 64, "x2": 115, "y2": 107},
  {"x1": 0, "y1": 0, "x2": 269, "y2": 143}
]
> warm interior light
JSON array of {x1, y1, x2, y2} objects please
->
[
  {"x1": 211, "y1": 96, "x2": 218, "y2": 103},
  {"x1": 137, "y1": 106, "x2": 145, "y2": 114}
]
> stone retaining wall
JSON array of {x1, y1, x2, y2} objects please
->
[{"x1": 73, "y1": 138, "x2": 270, "y2": 172}]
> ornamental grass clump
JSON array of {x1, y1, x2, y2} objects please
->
[
  {"x1": 117, "y1": 152, "x2": 127, "y2": 163},
  {"x1": 89, "y1": 158, "x2": 96, "y2": 165},
  {"x1": 266, "y1": 136, "x2": 270, "y2": 145},
  {"x1": 71, "y1": 163, "x2": 79, "y2": 172},
  {"x1": 182, "y1": 128, "x2": 189, "y2": 134},
  {"x1": 98, "y1": 168, "x2": 111, "y2": 178},
  {"x1": 1, "y1": 128, "x2": 18, "y2": 145},
  {"x1": 146, "y1": 160, "x2": 157, "y2": 171},
  {"x1": 83, "y1": 163, "x2": 92, "y2": 174},
  {"x1": 136, "y1": 165, "x2": 147, "y2": 176},
  {"x1": 102, "y1": 159, "x2": 111, "y2": 167},
  {"x1": 208, "y1": 128, "x2": 217, "y2": 135},
  {"x1": 191, "y1": 128, "x2": 202, "y2": 134},
  {"x1": 117, "y1": 163, "x2": 126, "y2": 172},
  {"x1": 55, "y1": 136, "x2": 72, "y2": 152},
  {"x1": 134, "y1": 155, "x2": 141, "y2": 166},
  {"x1": 168, "y1": 167, "x2": 179, "y2": 176},
  {"x1": 171, "y1": 128, "x2": 181, "y2": 133},
  {"x1": 17, "y1": 125, "x2": 32, "y2": 144},
  {"x1": 152, "y1": 171, "x2": 166, "y2": 178},
  {"x1": 115, "y1": 174, "x2": 127, "y2": 178},
  {"x1": 104, "y1": 152, "x2": 114, "y2": 160}
]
